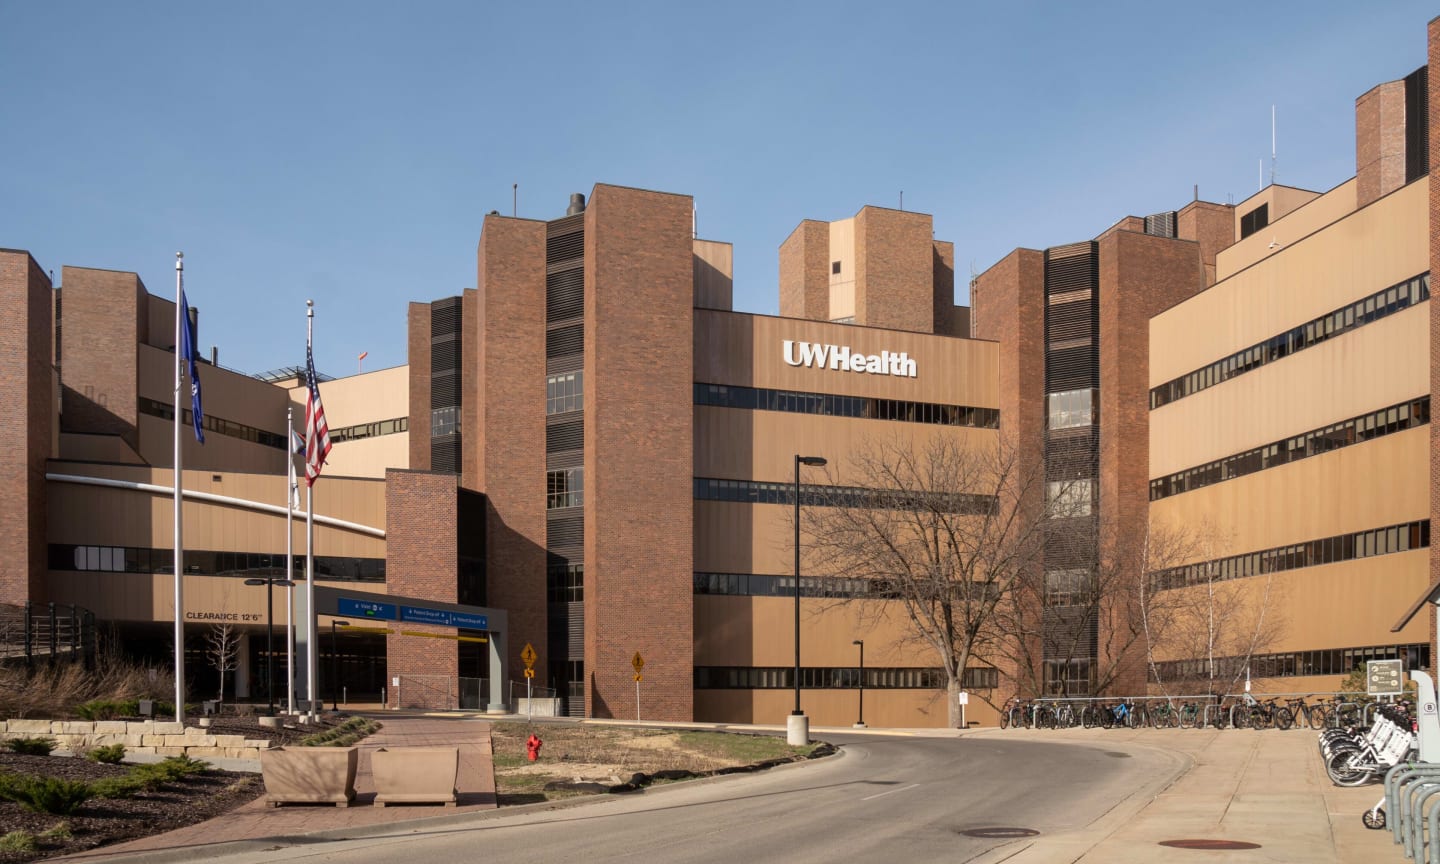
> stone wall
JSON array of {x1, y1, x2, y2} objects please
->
[{"x1": 0, "y1": 719, "x2": 272, "y2": 761}]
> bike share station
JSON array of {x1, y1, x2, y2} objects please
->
[{"x1": 1371, "y1": 585, "x2": 1440, "y2": 859}]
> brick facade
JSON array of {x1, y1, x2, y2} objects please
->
[
  {"x1": 1357, "y1": 79, "x2": 1408, "y2": 208},
  {"x1": 1096, "y1": 230, "x2": 1205, "y2": 694},
  {"x1": 854, "y1": 206, "x2": 936, "y2": 333},
  {"x1": 0, "y1": 251, "x2": 52, "y2": 606},
  {"x1": 1428, "y1": 14, "x2": 1440, "y2": 677},
  {"x1": 1176, "y1": 201, "x2": 1235, "y2": 287},
  {"x1": 475, "y1": 216, "x2": 550, "y2": 687},
  {"x1": 406, "y1": 302, "x2": 431, "y2": 471},
  {"x1": 383, "y1": 469, "x2": 460, "y2": 708},
  {"x1": 583, "y1": 185, "x2": 694, "y2": 721},
  {"x1": 778, "y1": 219, "x2": 829, "y2": 321},
  {"x1": 59, "y1": 267, "x2": 146, "y2": 449}
]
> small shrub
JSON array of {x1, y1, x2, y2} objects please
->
[
  {"x1": 76, "y1": 698, "x2": 140, "y2": 721},
  {"x1": 91, "y1": 774, "x2": 146, "y2": 799},
  {"x1": 39, "y1": 821, "x2": 72, "y2": 840},
  {"x1": 87, "y1": 743, "x2": 126, "y2": 765},
  {"x1": 0, "y1": 831, "x2": 38, "y2": 853},
  {"x1": 6, "y1": 736, "x2": 57, "y2": 756},
  {"x1": 0, "y1": 775, "x2": 94, "y2": 815}
]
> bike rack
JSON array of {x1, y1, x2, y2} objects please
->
[{"x1": 1385, "y1": 672, "x2": 1440, "y2": 860}]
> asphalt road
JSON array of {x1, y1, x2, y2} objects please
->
[{"x1": 171, "y1": 733, "x2": 1183, "y2": 864}]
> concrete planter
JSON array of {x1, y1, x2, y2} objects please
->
[
  {"x1": 371, "y1": 747, "x2": 458, "y2": 807},
  {"x1": 260, "y1": 746, "x2": 358, "y2": 807}
]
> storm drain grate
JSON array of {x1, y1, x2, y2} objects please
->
[
  {"x1": 959, "y1": 828, "x2": 1040, "y2": 839},
  {"x1": 1159, "y1": 839, "x2": 1262, "y2": 850}
]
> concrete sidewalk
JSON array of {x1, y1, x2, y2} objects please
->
[
  {"x1": 968, "y1": 727, "x2": 1392, "y2": 863},
  {"x1": 62, "y1": 717, "x2": 497, "y2": 862}
]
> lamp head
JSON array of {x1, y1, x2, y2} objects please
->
[
  {"x1": 798, "y1": 456, "x2": 827, "y2": 467},
  {"x1": 853, "y1": 639, "x2": 864, "y2": 646}
]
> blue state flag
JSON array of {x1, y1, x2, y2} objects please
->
[{"x1": 179, "y1": 288, "x2": 205, "y2": 443}]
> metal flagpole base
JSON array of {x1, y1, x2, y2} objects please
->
[
  {"x1": 852, "y1": 722, "x2": 867, "y2": 729},
  {"x1": 786, "y1": 713, "x2": 809, "y2": 746}
]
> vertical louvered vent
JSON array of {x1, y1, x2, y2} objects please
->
[
  {"x1": 547, "y1": 266, "x2": 584, "y2": 322},
  {"x1": 1043, "y1": 243, "x2": 1099, "y2": 392},
  {"x1": 429, "y1": 296, "x2": 463, "y2": 474},
  {"x1": 1143, "y1": 211, "x2": 1177, "y2": 238},
  {"x1": 1406, "y1": 65, "x2": 1429, "y2": 184}
]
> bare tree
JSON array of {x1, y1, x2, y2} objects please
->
[
  {"x1": 1140, "y1": 522, "x2": 1287, "y2": 699},
  {"x1": 803, "y1": 434, "x2": 1052, "y2": 728},
  {"x1": 205, "y1": 624, "x2": 240, "y2": 704}
]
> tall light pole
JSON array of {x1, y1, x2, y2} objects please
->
[
  {"x1": 792, "y1": 454, "x2": 827, "y2": 746},
  {"x1": 244, "y1": 577, "x2": 295, "y2": 716},
  {"x1": 853, "y1": 639, "x2": 866, "y2": 729},
  {"x1": 331, "y1": 620, "x2": 350, "y2": 710}
]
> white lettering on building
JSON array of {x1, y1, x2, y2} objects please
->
[{"x1": 782, "y1": 340, "x2": 917, "y2": 378}]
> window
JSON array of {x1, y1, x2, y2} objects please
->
[
  {"x1": 1047, "y1": 480, "x2": 1093, "y2": 517},
  {"x1": 1045, "y1": 569, "x2": 1090, "y2": 607},
  {"x1": 546, "y1": 371, "x2": 584, "y2": 415},
  {"x1": 546, "y1": 467, "x2": 583, "y2": 509},
  {"x1": 694, "y1": 665, "x2": 993, "y2": 690},
  {"x1": 831, "y1": 261, "x2": 842, "y2": 275},
  {"x1": 1047, "y1": 389, "x2": 1094, "y2": 430},
  {"x1": 431, "y1": 406, "x2": 459, "y2": 437},
  {"x1": 694, "y1": 477, "x2": 994, "y2": 515},
  {"x1": 1239, "y1": 203, "x2": 1269, "y2": 240},
  {"x1": 695, "y1": 383, "x2": 998, "y2": 430}
]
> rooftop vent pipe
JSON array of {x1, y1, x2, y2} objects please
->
[{"x1": 567, "y1": 193, "x2": 586, "y2": 216}]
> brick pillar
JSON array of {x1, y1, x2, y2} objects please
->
[
  {"x1": 407, "y1": 302, "x2": 432, "y2": 471},
  {"x1": 854, "y1": 206, "x2": 936, "y2": 333},
  {"x1": 1357, "y1": 79, "x2": 1408, "y2": 209},
  {"x1": 475, "y1": 215, "x2": 549, "y2": 688},
  {"x1": 1096, "y1": 231, "x2": 1204, "y2": 695},
  {"x1": 972, "y1": 248, "x2": 1046, "y2": 695},
  {"x1": 0, "y1": 251, "x2": 52, "y2": 606},
  {"x1": 384, "y1": 470, "x2": 459, "y2": 709},
  {"x1": 584, "y1": 185, "x2": 694, "y2": 721},
  {"x1": 57, "y1": 266, "x2": 144, "y2": 449},
  {"x1": 1427, "y1": 14, "x2": 1440, "y2": 677},
  {"x1": 779, "y1": 219, "x2": 830, "y2": 321}
]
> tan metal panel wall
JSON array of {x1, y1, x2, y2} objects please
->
[
  {"x1": 1149, "y1": 306, "x2": 1429, "y2": 477},
  {"x1": 1154, "y1": 178, "x2": 1426, "y2": 386}
]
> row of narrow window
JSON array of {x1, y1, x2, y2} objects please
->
[
  {"x1": 1152, "y1": 643, "x2": 1430, "y2": 681},
  {"x1": 1149, "y1": 273, "x2": 1429, "y2": 409},
  {"x1": 694, "y1": 572, "x2": 897, "y2": 599},
  {"x1": 139, "y1": 398, "x2": 286, "y2": 449},
  {"x1": 1150, "y1": 397, "x2": 1430, "y2": 501},
  {"x1": 696, "y1": 383, "x2": 999, "y2": 429},
  {"x1": 694, "y1": 477, "x2": 994, "y2": 514},
  {"x1": 1148, "y1": 520, "x2": 1429, "y2": 592},
  {"x1": 694, "y1": 666, "x2": 999, "y2": 690},
  {"x1": 49, "y1": 544, "x2": 386, "y2": 582}
]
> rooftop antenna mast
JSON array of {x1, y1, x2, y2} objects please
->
[
  {"x1": 899, "y1": 190, "x2": 904, "y2": 211},
  {"x1": 1271, "y1": 104, "x2": 1277, "y2": 186},
  {"x1": 512, "y1": 183, "x2": 517, "y2": 217}
]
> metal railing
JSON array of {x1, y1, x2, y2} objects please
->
[{"x1": 0, "y1": 602, "x2": 97, "y2": 666}]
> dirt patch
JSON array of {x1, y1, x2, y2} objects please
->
[{"x1": 489, "y1": 722, "x2": 828, "y2": 805}]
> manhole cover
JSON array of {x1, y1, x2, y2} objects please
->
[
  {"x1": 1159, "y1": 839, "x2": 1262, "y2": 850},
  {"x1": 960, "y1": 828, "x2": 1040, "y2": 839},
  {"x1": 1103, "y1": 751, "x2": 1132, "y2": 758}
]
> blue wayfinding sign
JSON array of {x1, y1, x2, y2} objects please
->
[
  {"x1": 399, "y1": 605, "x2": 488, "y2": 631},
  {"x1": 338, "y1": 598, "x2": 397, "y2": 621}
]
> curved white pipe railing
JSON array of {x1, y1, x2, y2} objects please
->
[{"x1": 45, "y1": 472, "x2": 385, "y2": 538}]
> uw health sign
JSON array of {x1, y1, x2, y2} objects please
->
[{"x1": 783, "y1": 340, "x2": 917, "y2": 378}]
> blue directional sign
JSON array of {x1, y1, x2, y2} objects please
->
[
  {"x1": 338, "y1": 598, "x2": 397, "y2": 621},
  {"x1": 399, "y1": 605, "x2": 488, "y2": 631}
]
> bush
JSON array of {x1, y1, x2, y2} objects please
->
[
  {"x1": 76, "y1": 698, "x2": 140, "y2": 721},
  {"x1": 0, "y1": 774, "x2": 94, "y2": 815},
  {"x1": 0, "y1": 831, "x2": 37, "y2": 853},
  {"x1": 90, "y1": 774, "x2": 146, "y2": 799},
  {"x1": 299, "y1": 717, "x2": 380, "y2": 748},
  {"x1": 87, "y1": 743, "x2": 126, "y2": 764},
  {"x1": 6, "y1": 736, "x2": 57, "y2": 756},
  {"x1": 131, "y1": 755, "x2": 209, "y2": 789},
  {"x1": 39, "y1": 822, "x2": 71, "y2": 840},
  {"x1": 0, "y1": 651, "x2": 173, "y2": 720}
]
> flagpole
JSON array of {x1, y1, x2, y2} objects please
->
[
  {"x1": 305, "y1": 300, "x2": 318, "y2": 719},
  {"x1": 285, "y1": 405, "x2": 296, "y2": 716},
  {"x1": 172, "y1": 252, "x2": 186, "y2": 725}
]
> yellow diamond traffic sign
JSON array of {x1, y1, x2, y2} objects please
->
[
  {"x1": 521, "y1": 642, "x2": 537, "y2": 669},
  {"x1": 632, "y1": 651, "x2": 645, "y2": 673}
]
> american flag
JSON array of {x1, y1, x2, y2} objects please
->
[{"x1": 304, "y1": 344, "x2": 332, "y2": 486}]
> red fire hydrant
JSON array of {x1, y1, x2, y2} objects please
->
[{"x1": 526, "y1": 733, "x2": 543, "y2": 761}]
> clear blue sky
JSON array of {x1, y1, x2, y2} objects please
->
[{"x1": 2, "y1": 1, "x2": 1434, "y2": 377}]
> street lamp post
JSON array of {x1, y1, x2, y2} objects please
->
[
  {"x1": 331, "y1": 620, "x2": 350, "y2": 710},
  {"x1": 792, "y1": 454, "x2": 827, "y2": 746},
  {"x1": 853, "y1": 639, "x2": 866, "y2": 729},
  {"x1": 244, "y1": 577, "x2": 295, "y2": 716}
]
